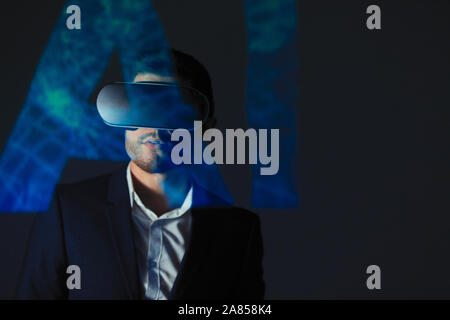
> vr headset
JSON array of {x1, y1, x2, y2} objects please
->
[{"x1": 96, "y1": 81, "x2": 210, "y2": 131}]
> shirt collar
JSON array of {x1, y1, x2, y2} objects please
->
[{"x1": 126, "y1": 162, "x2": 193, "y2": 221}]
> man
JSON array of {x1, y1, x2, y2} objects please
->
[{"x1": 16, "y1": 49, "x2": 265, "y2": 299}]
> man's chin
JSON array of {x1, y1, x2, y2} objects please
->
[{"x1": 133, "y1": 158, "x2": 175, "y2": 174}]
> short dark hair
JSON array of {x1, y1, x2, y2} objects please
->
[{"x1": 133, "y1": 48, "x2": 216, "y2": 128}]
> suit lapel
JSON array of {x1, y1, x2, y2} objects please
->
[
  {"x1": 104, "y1": 165, "x2": 140, "y2": 299},
  {"x1": 168, "y1": 211, "x2": 207, "y2": 299},
  {"x1": 169, "y1": 184, "x2": 226, "y2": 299}
]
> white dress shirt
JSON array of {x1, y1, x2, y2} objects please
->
[{"x1": 126, "y1": 162, "x2": 193, "y2": 300}]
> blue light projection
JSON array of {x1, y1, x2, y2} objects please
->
[
  {"x1": 0, "y1": 0, "x2": 299, "y2": 212},
  {"x1": 245, "y1": 0, "x2": 299, "y2": 207}
]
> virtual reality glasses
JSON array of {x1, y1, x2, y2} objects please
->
[{"x1": 96, "y1": 82, "x2": 210, "y2": 130}]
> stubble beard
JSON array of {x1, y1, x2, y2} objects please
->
[{"x1": 125, "y1": 135, "x2": 171, "y2": 173}]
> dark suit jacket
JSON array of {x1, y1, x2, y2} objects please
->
[{"x1": 16, "y1": 165, "x2": 265, "y2": 299}]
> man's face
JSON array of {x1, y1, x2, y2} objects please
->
[
  {"x1": 125, "y1": 127, "x2": 173, "y2": 173},
  {"x1": 125, "y1": 73, "x2": 175, "y2": 173}
]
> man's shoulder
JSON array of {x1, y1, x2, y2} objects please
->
[{"x1": 55, "y1": 170, "x2": 116, "y2": 204}]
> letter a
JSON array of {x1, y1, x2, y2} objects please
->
[
  {"x1": 366, "y1": 5, "x2": 381, "y2": 30},
  {"x1": 366, "y1": 265, "x2": 381, "y2": 290},
  {"x1": 171, "y1": 129, "x2": 192, "y2": 165},
  {"x1": 66, "y1": 5, "x2": 81, "y2": 30},
  {"x1": 66, "y1": 265, "x2": 81, "y2": 290}
]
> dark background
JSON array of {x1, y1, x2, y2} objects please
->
[{"x1": 1, "y1": 0, "x2": 449, "y2": 298}]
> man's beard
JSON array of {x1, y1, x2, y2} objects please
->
[{"x1": 125, "y1": 136, "x2": 173, "y2": 173}]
